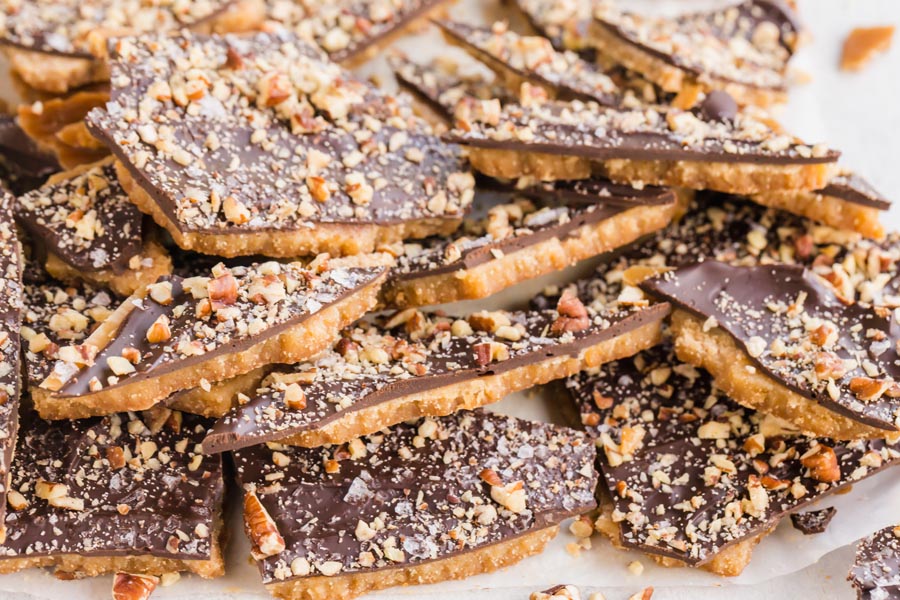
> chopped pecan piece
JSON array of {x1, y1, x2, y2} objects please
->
[
  {"x1": 801, "y1": 445, "x2": 841, "y2": 483},
  {"x1": 244, "y1": 490, "x2": 286, "y2": 559},
  {"x1": 112, "y1": 573, "x2": 159, "y2": 600},
  {"x1": 849, "y1": 376, "x2": 893, "y2": 402},
  {"x1": 208, "y1": 272, "x2": 239, "y2": 309}
]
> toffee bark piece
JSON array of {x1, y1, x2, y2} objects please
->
[
  {"x1": 849, "y1": 525, "x2": 900, "y2": 599},
  {"x1": 590, "y1": 0, "x2": 801, "y2": 107},
  {"x1": 437, "y1": 20, "x2": 620, "y2": 105},
  {"x1": 790, "y1": 507, "x2": 836, "y2": 535},
  {"x1": 233, "y1": 411, "x2": 597, "y2": 600},
  {"x1": 17, "y1": 91, "x2": 111, "y2": 169},
  {"x1": 749, "y1": 172, "x2": 891, "y2": 239},
  {"x1": 204, "y1": 287, "x2": 670, "y2": 451},
  {"x1": 444, "y1": 100, "x2": 839, "y2": 195},
  {"x1": 0, "y1": 0, "x2": 265, "y2": 93},
  {"x1": 33, "y1": 260, "x2": 387, "y2": 419},
  {"x1": 22, "y1": 278, "x2": 251, "y2": 417},
  {"x1": 0, "y1": 405, "x2": 225, "y2": 580},
  {"x1": 569, "y1": 344, "x2": 900, "y2": 576},
  {"x1": 15, "y1": 159, "x2": 172, "y2": 296},
  {"x1": 87, "y1": 32, "x2": 474, "y2": 258},
  {"x1": 0, "y1": 192, "x2": 23, "y2": 543},
  {"x1": 382, "y1": 184, "x2": 677, "y2": 307},
  {"x1": 641, "y1": 261, "x2": 900, "y2": 439},
  {"x1": 0, "y1": 115, "x2": 59, "y2": 195},
  {"x1": 265, "y1": 0, "x2": 451, "y2": 65},
  {"x1": 390, "y1": 54, "x2": 518, "y2": 129}
]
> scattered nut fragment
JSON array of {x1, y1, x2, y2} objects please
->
[
  {"x1": 841, "y1": 26, "x2": 894, "y2": 71},
  {"x1": 112, "y1": 573, "x2": 159, "y2": 600},
  {"x1": 244, "y1": 490, "x2": 286, "y2": 559},
  {"x1": 801, "y1": 445, "x2": 841, "y2": 483}
]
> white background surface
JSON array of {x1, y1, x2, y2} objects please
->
[{"x1": 3, "y1": 0, "x2": 900, "y2": 598}]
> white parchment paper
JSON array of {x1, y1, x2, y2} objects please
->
[{"x1": 1, "y1": 0, "x2": 898, "y2": 598}]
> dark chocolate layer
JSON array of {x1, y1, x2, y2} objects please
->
[
  {"x1": 45, "y1": 261, "x2": 385, "y2": 399},
  {"x1": 568, "y1": 344, "x2": 900, "y2": 566},
  {"x1": 233, "y1": 411, "x2": 597, "y2": 585},
  {"x1": 445, "y1": 101, "x2": 839, "y2": 165},
  {"x1": 641, "y1": 261, "x2": 900, "y2": 431},
  {"x1": 790, "y1": 507, "x2": 836, "y2": 535},
  {"x1": 0, "y1": 192, "x2": 23, "y2": 536},
  {"x1": 819, "y1": 173, "x2": 892, "y2": 210},
  {"x1": 0, "y1": 403, "x2": 223, "y2": 562},
  {"x1": 23, "y1": 280, "x2": 113, "y2": 387},
  {"x1": 15, "y1": 161, "x2": 144, "y2": 274},
  {"x1": 86, "y1": 32, "x2": 473, "y2": 240},
  {"x1": 849, "y1": 525, "x2": 900, "y2": 600}
]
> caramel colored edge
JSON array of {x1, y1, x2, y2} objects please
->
[
  {"x1": 168, "y1": 365, "x2": 270, "y2": 418},
  {"x1": 115, "y1": 161, "x2": 463, "y2": 258},
  {"x1": 465, "y1": 147, "x2": 837, "y2": 195},
  {"x1": 670, "y1": 310, "x2": 890, "y2": 440},
  {"x1": 32, "y1": 273, "x2": 386, "y2": 419},
  {"x1": 281, "y1": 315, "x2": 664, "y2": 447},
  {"x1": 382, "y1": 202, "x2": 677, "y2": 308},
  {"x1": 750, "y1": 189, "x2": 885, "y2": 239},
  {"x1": 264, "y1": 526, "x2": 558, "y2": 600}
]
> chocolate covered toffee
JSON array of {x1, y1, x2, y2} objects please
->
[
  {"x1": 641, "y1": 261, "x2": 900, "y2": 439},
  {"x1": 0, "y1": 404, "x2": 225, "y2": 590},
  {"x1": 15, "y1": 160, "x2": 172, "y2": 296},
  {"x1": 0, "y1": 0, "x2": 264, "y2": 93},
  {"x1": 570, "y1": 345, "x2": 900, "y2": 576},
  {"x1": 445, "y1": 98, "x2": 839, "y2": 195},
  {"x1": 233, "y1": 411, "x2": 597, "y2": 600},
  {"x1": 590, "y1": 0, "x2": 801, "y2": 106},
  {"x1": 87, "y1": 32, "x2": 475, "y2": 258},
  {"x1": 34, "y1": 260, "x2": 387, "y2": 419},
  {"x1": 849, "y1": 525, "x2": 900, "y2": 599},
  {"x1": 205, "y1": 285, "x2": 669, "y2": 451},
  {"x1": 382, "y1": 182, "x2": 677, "y2": 307}
]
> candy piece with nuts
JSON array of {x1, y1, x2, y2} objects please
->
[
  {"x1": 265, "y1": 0, "x2": 452, "y2": 65},
  {"x1": 0, "y1": 405, "x2": 224, "y2": 580},
  {"x1": 641, "y1": 261, "x2": 900, "y2": 439},
  {"x1": 382, "y1": 183, "x2": 678, "y2": 308},
  {"x1": 86, "y1": 32, "x2": 474, "y2": 259},
  {"x1": 15, "y1": 159, "x2": 172, "y2": 297},
  {"x1": 590, "y1": 0, "x2": 801, "y2": 107},
  {"x1": 848, "y1": 525, "x2": 900, "y2": 599},
  {"x1": 0, "y1": 191, "x2": 23, "y2": 544},
  {"x1": 33, "y1": 260, "x2": 387, "y2": 419},
  {"x1": 569, "y1": 344, "x2": 900, "y2": 576},
  {"x1": 204, "y1": 288, "x2": 669, "y2": 452},
  {"x1": 444, "y1": 98, "x2": 839, "y2": 196},
  {"x1": 512, "y1": 0, "x2": 595, "y2": 54},
  {"x1": 233, "y1": 410, "x2": 596, "y2": 600},
  {"x1": 436, "y1": 20, "x2": 621, "y2": 105},
  {"x1": 0, "y1": 0, "x2": 264, "y2": 94}
]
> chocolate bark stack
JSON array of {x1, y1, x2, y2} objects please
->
[{"x1": 0, "y1": 1, "x2": 897, "y2": 599}]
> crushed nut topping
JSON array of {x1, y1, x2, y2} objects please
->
[
  {"x1": 86, "y1": 32, "x2": 473, "y2": 246},
  {"x1": 233, "y1": 411, "x2": 596, "y2": 584},
  {"x1": 568, "y1": 344, "x2": 900, "y2": 566}
]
